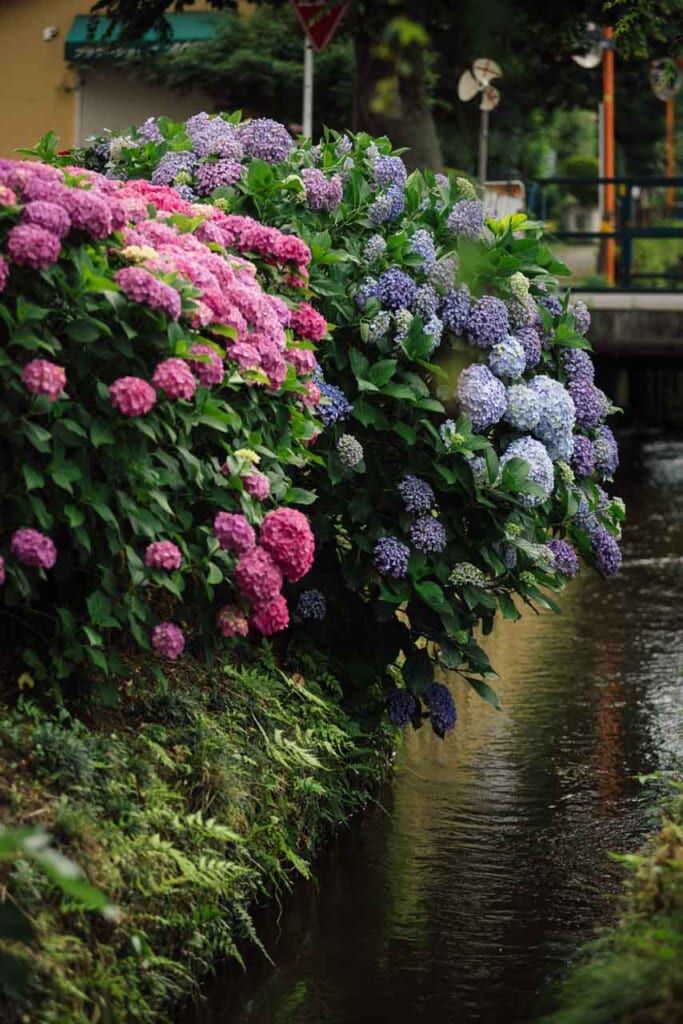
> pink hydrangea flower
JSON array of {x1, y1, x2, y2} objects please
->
[
  {"x1": 251, "y1": 595, "x2": 289, "y2": 636},
  {"x1": 22, "y1": 201, "x2": 71, "y2": 239},
  {"x1": 302, "y1": 381, "x2": 321, "y2": 408},
  {"x1": 115, "y1": 266, "x2": 182, "y2": 321},
  {"x1": 216, "y1": 604, "x2": 249, "y2": 638},
  {"x1": 109, "y1": 376, "x2": 157, "y2": 417},
  {"x1": 268, "y1": 296, "x2": 291, "y2": 327},
  {"x1": 290, "y1": 302, "x2": 327, "y2": 342},
  {"x1": 243, "y1": 471, "x2": 270, "y2": 501},
  {"x1": 152, "y1": 358, "x2": 197, "y2": 401},
  {"x1": 60, "y1": 189, "x2": 113, "y2": 239},
  {"x1": 7, "y1": 224, "x2": 61, "y2": 270},
  {"x1": 0, "y1": 556, "x2": 5, "y2": 586},
  {"x1": 10, "y1": 528, "x2": 57, "y2": 569},
  {"x1": 260, "y1": 347, "x2": 287, "y2": 390},
  {"x1": 213, "y1": 512, "x2": 256, "y2": 555},
  {"x1": 152, "y1": 622, "x2": 185, "y2": 660},
  {"x1": 259, "y1": 508, "x2": 315, "y2": 583},
  {"x1": 22, "y1": 359, "x2": 66, "y2": 402},
  {"x1": 287, "y1": 347, "x2": 317, "y2": 377},
  {"x1": 225, "y1": 341, "x2": 261, "y2": 371},
  {"x1": 187, "y1": 344, "x2": 224, "y2": 387},
  {"x1": 145, "y1": 540, "x2": 182, "y2": 571},
  {"x1": 0, "y1": 254, "x2": 10, "y2": 294},
  {"x1": 274, "y1": 234, "x2": 312, "y2": 267},
  {"x1": 0, "y1": 185, "x2": 17, "y2": 206},
  {"x1": 235, "y1": 546, "x2": 283, "y2": 603}
]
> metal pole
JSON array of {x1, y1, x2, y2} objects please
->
[
  {"x1": 666, "y1": 97, "x2": 675, "y2": 211},
  {"x1": 603, "y1": 25, "x2": 616, "y2": 287},
  {"x1": 478, "y1": 108, "x2": 489, "y2": 190},
  {"x1": 598, "y1": 101, "x2": 605, "y2": 223},
  {"x1": 303, "y1": 38, "x2": 314, "y2": 139}
]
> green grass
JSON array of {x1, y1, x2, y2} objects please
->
[{"x1": 0, "y1": 642, "x2": 389, "y2": 1023}]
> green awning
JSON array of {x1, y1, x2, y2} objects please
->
[{"x1": 64, "y1": 12, "x2": 221, "y2": 62}]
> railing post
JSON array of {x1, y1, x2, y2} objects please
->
[{"x1": 621, "y1": 186, "x2": 633, "y2": 290}]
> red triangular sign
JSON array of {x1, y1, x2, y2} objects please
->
[{"x1": 290, "y1": 0, "x2": 351, "y2": 53}]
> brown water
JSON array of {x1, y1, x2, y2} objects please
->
[{"x1": 197, "y1": 435, "x2": 683, "y2": 1024}]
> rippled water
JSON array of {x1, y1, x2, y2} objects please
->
[{"x1": 198, "y1": 435, "x2": 683, "y2": 1024}]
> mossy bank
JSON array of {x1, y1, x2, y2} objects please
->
[{"x1": 0, "y1": 644, "x2": 389, "y2": 1023}]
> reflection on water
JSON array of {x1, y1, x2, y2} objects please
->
[{"x1": 198, "y1": 435, "x2": 683, "y2": 1024}]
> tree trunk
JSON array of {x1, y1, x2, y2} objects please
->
[{"x1": 352, "y1": 29, "x2": 444, "y2": 172}]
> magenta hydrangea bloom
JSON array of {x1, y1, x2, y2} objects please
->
[
  {"x1": 287, "y1": 346, "x2": 317, "y2": 376},
  {"x1": 151, "y1": 622, "x2": 185, "y2": 660},
  {"x1": 0, "y1": 556, "x2": 5, "y2": 586},
  {"x1": 217, "y1": 604, "x2": 249, "y2": 638},
  {"x1": 60, "y1": 189, "x2": 113, "y2": 238},
  {"x1": 243, "y1": 471, "x2": 270, "y2": 501},
  {"x1": 110, "y1": 376, "x2": 156, "y2": 417},
  {"x1": 251, "y1": 594, "x2": 290, "y2": 636},
  {"x1": 213, "y1": 512, "x2": 256, "y2": 555},
  {"x1": 22, "y1": 359, "x2": 66, "y2": 402},
  {"x1": 145, "y1": 540, "x2": 182, "y2": 571},
  {"x1": 22, "y1": 201, "x2": 71, "y2": 238},
  {"x1": 187, "y1": 343, "x2": 224, "y2": 387},
  {"x1": 152, "y1": 358, "x2": 197, "y2": 401},
  {"x1": 10, "y1": 528, "x2": 57, "y2": 569},
  {"x1": 290, "y1": 301, "x2": 327, "y2": 342},
  {"x1": 0, "y1": 185, "x2": 17, "y2": 206},
  {"x1": 115, "y1": 266, "x2": 182, "y2": 321},
  {"x1": 0, "y1": 254, "x2": 8, "y2": 293},
  {"x1": 7, "y1": 224, "x2": 61, "y2": 270},
  {"x1": 259, "y1": 508, "x2": 315, "y2": 583},
  {"x1": 235, "y1": 546, "x2": 283, "y2": 603}
]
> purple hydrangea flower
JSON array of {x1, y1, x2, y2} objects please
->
[
  {"x1": 355, "y1": 276, "x2": 379, "y2": 310},
  {"x1": 570, "y1": 435, "x2": 596, "y2": 477},
  {"x1": 317, "y1": 380, "x2": 352, "y2": 426},
  {"x1": 441, "y1": 285, "x2": 471, "y2": 335},
  {"x1": 539, "y1": 292, "x2": 563, "y2": 318},
  {"x1": 568, "y1": 379, "x2": 607, "y2": 429},
  {"x1": 546, "y1": 539, "x2": 579, "y2": 578},
  {"x1": 239, "y1": 118, "x2": 292, "y2": 163},
  {"x1": 152, "y1": 622, "x2": 185, "y2": 659},
  {"x1": 115, "y1": 266, "x2": 181, "y2": 321},
  {"x1": 374, "y1": 536, "x2": 410, "y2": 578},
  {"x1": 377, "y1": 268, "x2": 417, "y2": 311},
  {"x1": 175, "y1": 184, "x2": 197, "y2": 202},
  {"x1": 387, "y1": 688, "x2": 417, "y2": 728},
  {"x1": 503, "y1": 384, "x2": 541, "y2": 432},
  {"x1": 414, "y1": 284, "x2": 439, "y2": 319},
  {"x1": 186, "y1": 113, "x2": 244, "y2": 159},
  {"x1": 590, "y1": 526, "x2": 622, "y2": 576},
  {"x1": 562, "y1": 347, "x2": 595, "y2": 383},
  {"x1": 500, "y1": 436, "x2": 554, "y2": 507},
  {"x1": 373, "y1": 155, "x2": 407, "y2": 189},
  {"x1": 22, "y1": 200, "x2": 70, "y2": 238},
  {"x1": 425, "y1": 314, "x2": 444, "y2": 352},
  {"x1": 368, "y1": 311, "x2": 391, "y2": 342},
  {"x1": 529, "y1": 375, "x2": 576, "y2": 461},
  {"x1": 410, "y1": 229, "x2": 436, "y2": 266},
  {"x1": 594, "y1": 424, "x2": 619, "y2": 478},
  {"x1": 570, "y1": 300, "x2": 591, "y2": 336},
  {"x1": 138, "y1": 116, "x2": 163, "y2": 143},
  {"x1": 196, "y1": 159, "x2": 244, "y2": 195},
  {"x1": 363, "y1": 234, "x2": 386, "y2": 262},
  {"x1": 466, "y1": 296, "x2": 510, "y2": 348},
  {"x1": 398, "y1": 475, "x2": 434, "y2": 513},
  {"x1": 151, "y1": 151, "x2": 197, "y2": 186},
  {"x1": 386, "y1": 183, "x2": 405, "y2": 220},
  {"x1": 426, "y1": 682, "x2": 457, "y2": 737},
  {"x1": 457, "y1": 364, "x2": 507, "y2": 431},
  {"x1": 447, "y1": 199, "x2": 485, "y2": 239},
  {"x1": 302, "y1": 168, "x2": 343, "y2": 211},
  {"x1": 488, "y1": 335, "x2": 526, "y2": 380},
  {"x1": 410, "y1": 515, "x2": 447, "y2": 552},
  {"x1": 368, "y1": 192, "x2": 393, "y2": 224},
  {"x1": 296, "y1": 589, "x2": 327, "y2": 621},
  {"x1": 515, "y1": 326, "x2": 542, "y2": 368}
]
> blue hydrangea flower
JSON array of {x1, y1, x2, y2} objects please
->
[
  {"x1": 415, "y1": 284, "x2": 440, "y2": 319},
  {"x1": 387, "y1": 688, "x2": 417, "y2": 728},
  {"x1": 374, "y1": 536, "x2": 410, "y2": 578},
  {"x1": 398, "y1": 475, "x2": 434, "y2": 513},
  {"x1": 590, "y1": 526, "x2": 622, "y2": 576},
  {"x1": 238, "y1": 117, "x2": 292, "y2": 163},
  {"x1": 355, "y1": 276, "x2": 379, "y2": 310},
  {"x1": 501, "y1": 544, "x2": 518, "y2": 569},
  {"x1": 186, "y1": 113, "x2": 243, "y2": 159},
  {"x1": 363, "y1": 234, "x2": 387, "y2": 263},
  {"x1": 138, "y1": 116, "x2": 163, "y2": 143},
  {"x1": 368, "y1": 311, "x2": 391, "y2": 342},
  {"x1": 335, "y1": 134, "x2": 353, "y2": 157},
  {"x1": 562, "y1": 347, "x2": 594, "y2": 383},
  {"x1": 373, "y1": 155, "x2": 407, "y2": 189},
  {"x1": 410, "y1": 229, "x2": 436, "y2": 267},
  {"x1": 317, "y1": 381, "x2": 352, "y2": 426},
  {"x1": 508, "y1": 297, "x2": 541, "y2": 332},
  {"x1": 529, "y1": 375, "x2": 576, "y2": 461},
  {"x1": 337, "y1": 434, "x2": 364, "y2": 467},
  {"x1": 425, "y1": 314, "x2": 443, "y2": 352},
  {"x1": 174, "y1": 184, "x2": 198, "y2": 202},
  {"x1": 503, "y1": 384, "x2": 541, "y2": 432},
  {"x1": 568, "y1": 379, "x2": 607, "y2": 429},
  {"x1": 546, "y1": 540, "x2": 579, "y2": 578},
  {"x1": 488, "y1": 335, "x2": 527, "y2": 380},
  {"x1": 570, "y1": 435, "x2": 596, "y2": 477},
  {"x1": 594, "y1": 424, "x2": 619, "y2": 478},
  {"x1": 466, "y1": 296, "x2": 510, "y2": 348},
  {"x1": 515, "y1": 326, "x2": 542, "y2": 367},
  {"x1": 500, "y1": 436, "x2": 555, "y2": 507},
  {"x1": 410, "y1": 515, "x2": 447, "y2": 552},
  {"x1": 151, "y1": 151, "x2": 197, "y2": 186},
  {"x1": 425, "y1": 682, "x2": 457, "y2": 737},
  {"x1": 442, "y1": 286, "x2": 472, "y2": 335},
  {"x1": 428, "y1": 255, "x2": 458, "y2": 290},
  {"x1": 539, "y1": 293, "x2": 563, "y2": 318},
  {"x1": 447, "y1": 199, "x2": 485, "y2": 239},
  {"x1": 377, "y1": 268, "x2": 417, "y2": 311},
  {"x1": 457, "y1": 364, "x2": 507, "y2": 431},
  {"x1": 296, "y1": 589, "x2": 327, "y2": 621},
  {"x1": 570, "y1": 300, "x2": 591, "y2": 336}
]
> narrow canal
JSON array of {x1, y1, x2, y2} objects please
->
[{"x1": 199, "y1": 433, "x2": 683, "y2": 1024}]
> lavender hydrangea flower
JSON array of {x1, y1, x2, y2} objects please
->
[
  {"x1": 138, "y1": 116, "x2": 163, "y2": 143},
  {"x1": 296, "y1": 589, "x2": 327, "y2": 621},
  {"x1": 301, "y1": 168, "x2": 343, "y2": 211},
  {"x1": 368, "y1": 311, "x2": 391, "y2": 342},
  {"x1": 377, "y1": 268, "x2": 417, "y2": 311},
  {"x1": 594, "y1": 424, "x2": 619, "y2": 478},
  {"x1": 570, "y1": 300, "x2": 591, "y2": 335},
  {"x1": 441, "y1": 286, "x2": 471, "y2": 335},
  {"x1": 317, "y1": 380, "x2": 352, "y2": 426},
  {"x1": 398, "y1": 475, "x2": 434, "y2": 513},
  {"x1": 425, "y1": 314, "x2": 443, "y2": 352},
  {"x1": 373, "y1": 155, "x2": 407, "y2": 189},
  {"x1": 457, "y1": 364, "x2": 507, "y2": 431},
  {"x1": 447, "y1": 199, "x2": 485, "y2": 239},
  {"x1": 355, "y1": 276, "x2": 379, "y2": 309},
  {"x1": 410, "y1": 229, "x2": 436, "y2": 267},
  {"x1": 488, "y1": 335, "x2": 526, "y2": 380},
  {"x1": 426, "y1": 682, "x2": 457, "y2": 737},
  {"x1": 337, "y1": 433, "x2": 364, "y2": 467},
  {"x1": 175, "y1": 184, "x2": 197, "y2": 202},
  {"x1": 335, "y1": 134, "x2": 353, "y2": 157},
  {"x1": 387, "y1": 688, "x2": 417, "y2": 728},
  {"x1": 196, "y1": 159, "x2": 243, "y2": 195},
  {"x1": 368, "y1": 192, "x2": 393, "y2": 224},
  {"x1": 570, "y1": 435, "x2": 596, "y2": 477},
  {"x1": 363, "y1": 234, "x2": 387, "y2": 263},
  {"x1": 515, "y1": 326, "x2": 542, "y2": 368},
  {"x1": 186, "y1": 113, "x2": 243, "y2": 158},
  {"x1": 546, "y1": 539, "x2": 579, "y2": 578},
  {"x1": 562, "y1": 347, "x2": 594, "y2": 383},
  {"x1": 466, "y1": 296, "x2": 510, "y2": 348},
  {"x1": 374, "y1": 536, "x2": 410, "y2": 578},
  {"x1": 539, "y1": 293, "x2": 563, "y2": 318},
  {"x1": 529, "y1": 375, "x2": 576, "y2": 461},
  {"x1": 568, "y1": 379, "x2": 607, "y2": 429},
  {"x1": 386, "y1": 183, "x2": 405, "y2": 220},
  {"x1": 428, "y1": 255, "x2": 458, "y2": 290},
  {"x1": 503, "y1": 384, "x2": 541, "y2": 431},
  {"x1": 500, "y1": 436, "x2": 555, "y2": 507},
  {"x1": 151, "y1": 151, "x2": 197, "y2": 186},
  {"x1": 590, "y1": 526, "x2": 622, "y2": 576},
  {"x1": 411, "y1": 515, "x2": 447, "y2": 552},
  {"x1": 415, "y1": 284, "x2": 439, "y2": 319},
  {"x1": 239, "y1": 118, "x2": 293, "y2": 163}
]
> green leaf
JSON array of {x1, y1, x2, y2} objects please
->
[
  {"x1": 465, "y1": 676, "x2": 501, "y2": 710},
  {"x1": 415, "y1": 580, "x2": 450, "y2": 613},
  {"x1": 285, "y1": 486, "x2": 317, "y2": 505},
  {"x1": 90, "y1": 420, "x2": 115, "y2": 448},
  {"x1": 206, "y1": 562, "x2": 223, "y2": 585},
  {"x1": 368, "y1": 359, "x2": 398, "y2": 388},
  {"x1": 402, "y1": 648, "x2": 433, "y2": 695},
  {"x1": 66, "y1": 319, "x2": 100, "y2": 344},
  {"x1": 22, "y1": 465, "x2": 44, "y2": 491},
  {"x1": 498, "y1": 593, "x2": 520, "y2": 620}
]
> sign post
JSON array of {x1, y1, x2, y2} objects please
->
[{"x1": 290, "y1": 1, "x2": 351, "y2": 138}]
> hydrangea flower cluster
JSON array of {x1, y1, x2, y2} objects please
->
[
  {"x1": 386, "y1": 688, "x2": 417, "y2": 728},
  {"x1": 302, "y1": 168, "x2": 343, "y2": 212},
  {"x1": 296, "y1": 588, "x2": 327, "y2": 621},
  {"x1": 501, "y1": 436, "x2": 555, "y2": 507},
  {"x1": 447, "y1": 200, "x2": 485, "y2": 240},
  {"x1": 426, "y1": 682, "x2": 457, "y2": 737},
  {"x1": 10, "y1": 528, "x2": 57, "y2": 569},
  {"x1": 373, "y1": 536, "x2": 410, "y2": 578},
  {"x1": 457, "y1": 364, "x2": 507, "y2": 431},
  {"x1": 22, "y1": 359, "x2": 66, "y2": 402},
  {"x1": 398, "y1": 475, "x2": 434, "y2": 513},
  {"x1": 337, "y1": 434, "x2": 364, "y2": 467}
]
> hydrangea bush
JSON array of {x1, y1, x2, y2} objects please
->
[
  {"x1": 0, "y1": 156, "x2": 323, "y2": 683},
  {"x1": 42, "y1": 118, "x2": 625, "y2": 730}
]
